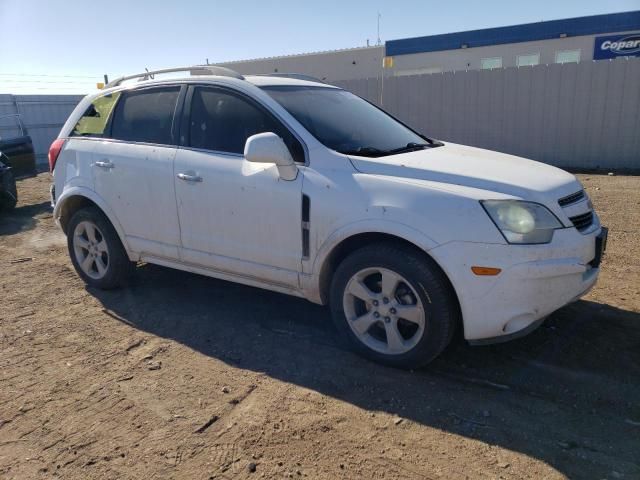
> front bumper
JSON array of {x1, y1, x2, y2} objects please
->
[{"x1": 429, "y1": 224, "x2": 604, "y2": 342}]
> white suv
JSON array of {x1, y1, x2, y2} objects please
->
[{"x1": 49, "y1": 66, "x2": 607, "y2": 368}]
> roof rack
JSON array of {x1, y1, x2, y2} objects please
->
[
  {"x1": 105, "y1": 66, "x2": 245, "y2": 88},
  {"x1": 250, "y1": 73, "x2": 327, "y2": 84}
]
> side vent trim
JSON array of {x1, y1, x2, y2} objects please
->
[{"x1": 302, "y1": 194, "x2": 310, "y2": 258}]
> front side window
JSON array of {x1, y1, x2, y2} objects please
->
[
  {"x1": 262, "y1": 86, "x2": 431, "y2": 157},
  {"x1": 187, "y1": 87, "x2": 304, "y2": 162},
  {"x1": 111, "y1": 87, "x2": 180, "y2": 145},
  {"x1": 71, "y1": 92, "x2": 121, "y2": 137}
]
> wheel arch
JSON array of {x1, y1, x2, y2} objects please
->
[
  {"x1": 315, "y1": 229, "x2": 461, "y2": 324},
  {"x1": 54, "y1": 187, "x2": 133, "y2": 258}
]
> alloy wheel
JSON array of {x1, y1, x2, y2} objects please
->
[
  {"x1": 72, "y1": 220, "x2": 110, "y2": 280},
  {"x1": 342, "y1": 267, "x2": 426, "y2": 355}
]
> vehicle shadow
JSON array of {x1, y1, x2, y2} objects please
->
[
  {"x1": 0, "y1": 201, "x2": 51, "y2": 236},
  {"x1": 92, "y1": 263, "x2": 640, "y2": 479}
]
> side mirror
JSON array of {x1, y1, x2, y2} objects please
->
[{"x1": 244, "y1": 132, "x2": 298, "y2": 181}]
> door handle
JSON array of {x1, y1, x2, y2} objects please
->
[
  {"x1": 177, "y1": 172, "x2": 203, "y2": 182},
  {"x1": 95, "y1": 160, "x2": 114, "y2": 169}
]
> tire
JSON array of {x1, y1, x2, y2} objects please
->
[
  {"x1": 0, "y1": 170, "x2": 17, "y2": 211},
  {"x1": 330, "y1": 242, "x2": 458, "y2": 369},
  {"x1": 66, "y1": 206, "x2": 131, "y2": 289}
]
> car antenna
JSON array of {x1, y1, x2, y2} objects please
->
[{"x1": 142, "y1": 67, "x2": 155, "y2": 82}]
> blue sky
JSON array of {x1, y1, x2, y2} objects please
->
[{"x1": 0, "y1": 0, "x2": 637, "y2": 93}]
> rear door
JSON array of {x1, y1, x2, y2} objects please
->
[{"x1": 92, "y1": 86, "x2": 184, "y2": 260}]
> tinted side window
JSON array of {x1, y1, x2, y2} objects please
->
[
  {"x1": 189, "y1": 87, "x2": 304, "y2": 162},
  {"x1": 71, "y1": 92, "x2": 121, "y2": 137},
  {"x1": 111, "y1": 87, "x2": 180, "y2": 145}
]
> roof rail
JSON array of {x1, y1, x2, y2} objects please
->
[
  {"x1": 250, "y1": 73, "x2": 327, "y2": 84},
  {"x1": 105, "y1": 66, "x2": 245, "y2": 88}
]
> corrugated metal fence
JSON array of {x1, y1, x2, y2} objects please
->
[
  {"x1": 1, "y1": 57, "x2": 639, "y2": 169},
  {"x1": 336, "y1": 57, "x2": 640, "y2": 170},
  {"x1": 0, "y1": 94, "x2": 83, "y2": 164}
]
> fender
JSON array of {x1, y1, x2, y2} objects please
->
[
  {"x1": 301, "y1": 218, "x2": 441, "y2": 303},
  {"x1": 53, "y1": 186, "x2": 136, "y2": 260}
]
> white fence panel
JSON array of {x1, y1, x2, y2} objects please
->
[
  {"x1": 335, "y1": 57, "x2": 640, "y2": 170},
  {"x1": 2, "y1": 58, "x2": 639, "y2": 170}
]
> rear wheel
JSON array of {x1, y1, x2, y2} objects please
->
[
  {"x1": 330, "y1": 243, "x2": 458, "y2": 369},
  {"x1": 67, "y1": 207, "x2": 131, "y2": 289}
]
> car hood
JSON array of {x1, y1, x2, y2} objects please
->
[{"x1": 348, "y1": 142, "x2": 581, "y2": 201}]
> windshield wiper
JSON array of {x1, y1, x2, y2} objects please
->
[
  {"x1": 386, "y1": 142, "x2": 431, "y2": 154},
  {"x1": 338, "y1": 146, "x2": 386, "y2": 157},
  {"x1": 340, "y1": 141, "x2": 439, "y2": 158}
]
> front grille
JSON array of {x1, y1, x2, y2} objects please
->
[
  {"x1": 558, "y1": 190, "x2": 585, "y2": 207},
  {"x1": 569, "y1": 211, "x2": 594, "y2": 232}
]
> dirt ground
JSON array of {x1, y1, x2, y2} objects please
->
[{"x1": 1, "y1": 172, "x2": 639, "y2": 480}]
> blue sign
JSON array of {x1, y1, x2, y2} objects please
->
[{"x1": 594, "y1": 33, "x2": 640, "y2": 60}]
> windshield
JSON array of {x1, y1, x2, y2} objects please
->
[{"x1": 262, "y1": 86, "x2": 435, "y2": 157}]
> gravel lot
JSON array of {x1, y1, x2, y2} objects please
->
[{"x1": 1, "y1": 172, "x2": 639, "y2": 479}]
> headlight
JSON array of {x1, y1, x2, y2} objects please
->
[{"x1": 481, "y1": 200, "x2": 562, "y2": 244}]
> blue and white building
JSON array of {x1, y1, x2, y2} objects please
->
[{"x1": 220, "y1": 11, "x2": 640, "y2": 81}]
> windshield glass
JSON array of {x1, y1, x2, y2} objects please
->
[{"x1": 262, "y1": 86, "x2": 431, "y2": 157}]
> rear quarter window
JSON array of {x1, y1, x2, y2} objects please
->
[
  {"x1": 111, "y1": 87, "x2": 180, "y2": 145},
  {"x1": 71, "y1": 92, "x2": 121, "y2": 137}
]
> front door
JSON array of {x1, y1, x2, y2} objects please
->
[{"x1": 173, "y1": 85, "x2": 305, "y2": 288}]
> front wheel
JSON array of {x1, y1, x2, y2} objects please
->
[{"x1": 330, "y1": 243, "x2": 458, "y2": 369}]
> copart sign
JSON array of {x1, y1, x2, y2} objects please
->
[{"x1": 594, "y1": 33, "x2": 640, "y2": 60}]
